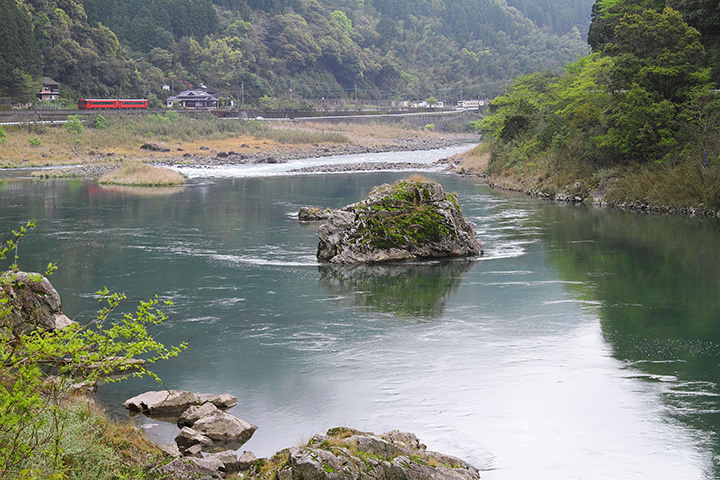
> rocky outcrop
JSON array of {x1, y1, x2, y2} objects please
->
[
  {"x1": 317, "y1": 178, "x2": 483, "y2": 263},
  {"x1": 125, "y1": 389, "x2": 257, "y2": 464},
  {"x1": 1, "y1": 271, "x2": 76, "y2": 334},
  {"x1": 299, "y1": 206, "x2": 334, "y2": 221},
  {"x1": 250, "y1": 427, "x2": 480, "y2": 480},
  {"x1": 123, "y1": 390, "x2": 238, "y2": 415}
]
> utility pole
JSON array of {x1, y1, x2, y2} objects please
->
[
  {"x1": 241, "y1": 81, "x2": 244, "y2": 108},
  {"x1": 354, "y1": 83, "x2": 358, "y2": 107}
]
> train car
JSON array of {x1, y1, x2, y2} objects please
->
[{"x1": 78, "y1": 99, "x2": 148, "y2": 109}]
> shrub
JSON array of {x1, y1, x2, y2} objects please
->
[
  {"x1": 0, "y1": 127, "x2": 6, "y2": 144},
  {"x1": 65, "y1": 115, "x2": 84, "y2": 134},
  {"x1": 93, "y1": 114, "x2": 108, "y2": 129},
  {"x1": 0, "y1": 222, "x2": 186, "y2": 479},
  {"x1": 29, "y1": 137, "x2": 41, "y2": 146}
]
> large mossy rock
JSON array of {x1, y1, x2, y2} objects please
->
[
  {"x1": 317, "y1": 179, "x2": 483, "y2": 264},
  {"x1": 251, "y1": 427, "x2": 480, "y2": 480}
]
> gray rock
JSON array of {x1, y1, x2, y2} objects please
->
[
  {"x1": 238, "y1": 451, "x2": 258, "y2": 470},
  {"x1": 140, "y1": 142, "x2": 171, "y2": 152},
  {"x1": 178, "y1": 402, "x2": 222, "y2": 427},
  {"x1": 150, "y1": 457, "x2": 223, "y2": 480},
  {"x1": 192, "y1": 411, "x2": 258, "y2": 445},
  {"x1": 123, "y1": 390, "x2": 238, "y2": 415},
  {"x1": 159, "y1": 442, "x2": 182, "y2": 457},
  {"x1": 175, "y1": 426, "x2": 214, "y2": 450},
  {"x1": 197, "y1": 393, "x2": 238, "y2": 409},
  {"x1": 1, "y1": 271, "x2": 77, "y2": 334},
  {"x1": 207, "y1": 450, "x2": 241, "y2": 473},
  {"x1": 190, "y1": 455, "x2": 226, "y2": 475},
  {"x1": 299, "y1": 206, "x2": 334, "y2": 221},
  {"x1": 317, "y1": 179, "x2": 483, "y2": 264},
  {"x1": 184, "y1": 444, "x2": 205, "y2": 458},
  {"x1": 248, "y1": 427, "x2": 480, "y2": 480}
]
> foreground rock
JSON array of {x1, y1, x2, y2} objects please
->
[
  {"x1": 250, "y1": 427, "x2": 480, "y2": 480},
  {"x1": 1, "y1": 271, "x2": 76, "y2": 334},
  {"x1": 123, "y1": 390, "x2": 238, "y2": 415},
  {"x1": 317, "y1": 178, "x2": 483, "y2": 263}
]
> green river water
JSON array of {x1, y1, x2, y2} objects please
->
[{"x1": 1, "y1": 147, "x2": 719, "y2": 479}]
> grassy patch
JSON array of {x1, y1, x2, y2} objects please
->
[
  {"x1": 99, "y1": 163, "x2": 186, "y2": 186},
  {"x1": 606, "y1": 162, "x2": 720, "y2": 210},
  {"x1": 0, "y1": 393, "x2": 166, "y2": 480},
  {"x1": 456, "y1": 142, "x2": 491, "y2": 172}
]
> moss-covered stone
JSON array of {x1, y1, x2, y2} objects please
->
[{"x1": 317, "y1": 178, "x2": 483, "y2": 264}]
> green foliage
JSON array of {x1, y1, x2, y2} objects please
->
[
  {"x1": 28, "y1": 137, "x2": 41, "y2": 146},
  {"x1": 351, "y1": 180, "x2": 454, "y2": 250},
  {"x1": 0, "y1": 126, "x2": 7, "y2": 144},
  {"x1": 93, "y1": 114, "x2": 108, "y2": 129},
  {"x1": 0, "y1": 222, "x2": 185, "y2": 479},
  {"x1": 65, "y1": 115, "x2": 84, "y2": 134},
  {"x1": 0, "y1": 0, "x2": 42, "y2": 101},
  {"x1": 484, "y1": 6, "x2": 715, "y2": 168}
]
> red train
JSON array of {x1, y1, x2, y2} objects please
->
[{"x1": 77, "y1": 98, "x2": 148, "y2": 109}]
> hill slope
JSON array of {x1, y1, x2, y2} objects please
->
[{"x1": 2, "y1": 0, "x2": 592, "y2": 105}]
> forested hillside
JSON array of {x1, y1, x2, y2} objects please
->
[
  {"x1": 480, "y1": 0, "x2": 720, "y2": 210},
  {"x1": 1, "y1": 0, "x2": 592, "y2": 106}
]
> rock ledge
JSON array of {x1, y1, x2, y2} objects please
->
[{"x1": 250, "y1": 427, "x2": 480, "y2": 480}]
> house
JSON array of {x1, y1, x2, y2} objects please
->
[
  {"x1": 166, "y1": 85, "x2": 232, "y2": 109},
  {"x1": 37, "y1": 77, "x2": 60, "y2": 102},
  {"x1": 457, "y1": 100, "x2": 484, "y2": 109},
  {"x1": 166, "y1": 88, "x2": 218, "y2": 109}
]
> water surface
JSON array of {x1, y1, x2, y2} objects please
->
[{"x1": 1, "y1": 149, "x2": 719, "y2": 479}]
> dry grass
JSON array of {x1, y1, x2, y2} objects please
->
[
  {"x1": 606, "y1": 161, "x2": 720, "y2": 210},
  {"x1": 454, "y1": 143, "x2": 490, "y2": 173},
  {"x1": 99, "y1": 163, "x2": 186, "y2": 186},
  {"x1": 0, "y1": 118, "x2": 447, "y2": 168}
]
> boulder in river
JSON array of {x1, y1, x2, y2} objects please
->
[
  {"x1": 123, "y1": 390, "x2": 238, "y2": 415},
  {"x1": 192, "y1": 410, "x2": 258, "y2": 444},
  {"x1": 249, "y1": 427, "x2": 480, "y2": 480},
  {"x1": 298, "y1": 206, "x2": 334, "y2": 221},
  {"x1": 317, "y1": 178, "x2": 483, "y2": 263}
]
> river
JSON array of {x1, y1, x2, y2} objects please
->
[{"x1": 1, "y1": 145, "x2": 719, "y2": 479}]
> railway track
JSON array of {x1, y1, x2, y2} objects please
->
[{"x1": 0, "y1": 107, "x2": 474, "y2": 126}]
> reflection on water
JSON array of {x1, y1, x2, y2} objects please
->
[
  {"x1": 0, "y1": 165, "x2": 719, "y2": 479},
  {"x1": 318, "y1": 260, "x2": 477, "y2": 318},
  {"x1": 540, "y1": 205, "x2": 720, "y2": 479}
]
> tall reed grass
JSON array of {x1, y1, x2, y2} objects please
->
[{"x1": 99, "y1": 163, "x2": 186, "y2": 186}]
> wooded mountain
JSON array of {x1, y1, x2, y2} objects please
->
[
  {"x1": 1, "y1": 0, "x2": 593, "y2": 105},
  {"x1": 480, "y1": 0, "x2": 720, "y2": 210}
]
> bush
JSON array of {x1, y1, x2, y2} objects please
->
[
  {"x1": 29, "y1": 137, "x2": 41, "y2": 146},
  {"x1": 0, "y1": 127, "x2": 6, "y2": 144},
  {"x1": 0, "y1": 222, "x2": 186, "y2": 479},
  {"x1": 65, "y1": 115, "x2": 84, "y2": 134},
  {"x1": 93, "y1": 114, "x2": 108, "y2": 129}
]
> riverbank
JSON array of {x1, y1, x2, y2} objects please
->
[
  {"x1": 1, "y1": 116, "x2": 476, "y2": 179},
  {"x1": 451, "y1": 142, "x2": 720, "y2": 219}
]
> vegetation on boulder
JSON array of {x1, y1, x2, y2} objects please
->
[
  {"x1": 250, "y1": 427, "x2": 480, "y2": 480},
  {"x1": 317, "y1": 177, "x2": 482, "y2": 263}
]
